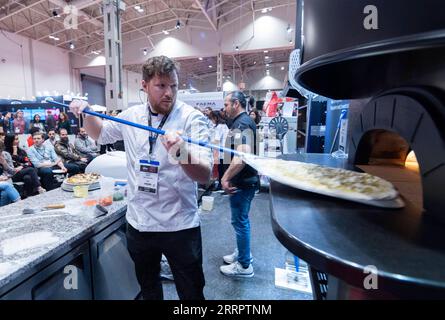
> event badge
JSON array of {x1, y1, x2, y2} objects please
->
[{"x1": 137, "y1": 159, "x2": 160, "y2": 194}]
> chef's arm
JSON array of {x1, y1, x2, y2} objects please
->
[
  {"x1": 82, "y1": 114, "x2": 103, "y2": 141},
  {"x1": 221, "y1": 144, "x2": 250, "y2": 183},
  {"x1": 180, "y1": 147, "x2": 212, "y2": 185}
]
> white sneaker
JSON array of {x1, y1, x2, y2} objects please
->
[
  {"x1": 223, "y1": 249, "x2": 253, "y2": 264},
  {"x1": 220, "y1": 261, "x2": 254, "y2": 278}
]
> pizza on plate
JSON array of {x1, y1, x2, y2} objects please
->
[
  {"x1": 66, "y1": 173, "x2": 101, "y2": 185},
  {"x1": 244, "y1": 156, "x2": 398, "y2": 201}
]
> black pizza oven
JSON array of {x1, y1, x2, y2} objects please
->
[{"x1": 295, "y1": 0, "x2": 445, "y2": 224}]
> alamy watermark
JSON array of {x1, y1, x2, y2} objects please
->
[
  {"x1": 63, "y1": 5, "x2": 79, "y2": 30},
  {"x1": 164, "y1": 123, "x2": 269, "y2": 166},
  {"x1": 363, "y1": 5, "x2": 379, "y2": 30},
  {"x1": 363, "y1": 265, "x2": 378, "y2": 290},
  {"x1": 63, "y1": 265, "x2": 78, "y2": 290}
]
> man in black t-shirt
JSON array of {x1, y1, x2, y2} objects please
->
[{"x1": 220, "y1": 91, "x2": 258, "y2": 278}]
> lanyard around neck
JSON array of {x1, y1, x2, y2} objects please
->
[{"x1": 147, "y1": 105, "x2": 170, "y2": 156}]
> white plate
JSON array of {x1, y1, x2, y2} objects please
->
[{"x1": 243, "y1": 155, "x2": 405, "y2": 209}]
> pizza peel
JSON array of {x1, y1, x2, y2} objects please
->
[{"x1": 48, "y1": 100, "x2": 404, "y2": 209}]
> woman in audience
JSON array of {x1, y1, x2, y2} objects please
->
[
  {"x1": 57, "y1": 112, "x2": 72, "y2": 134},
  {"x1": 3, "y1": 134, "x2": 45, "y2": 197},
  {"x1": 0, "y1": 141, "x2": 21, "y2": 206},
  {"x1": 30, "y1": 114, "x2": 46, "y2": 133},
  {"x1": 249, "y1": 108, "x2": 262, "y2": 126}
]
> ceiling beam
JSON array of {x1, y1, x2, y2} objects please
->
[
  {"x1": 194, "y1": 0, "x2": 217, "y2": 32},
  {"x1": 217, "y1": 2, "x2": 249, "y2": 21},
  {"x1": 0, "y1": 0, "x2": 46, "y2": 23},
  {"x1": 15, "y1": 14, "x2": 50, "y2": 33},
  {"x1": 207, "y1": 0, "x2": 229, "y2": 12},
  {"x1": 159, "y1": 0, "x2": 178, "y2": 19}
]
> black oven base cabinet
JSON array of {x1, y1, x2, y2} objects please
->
[
  {"x1": 90, "y1": 216, "x2": 140, "y2": 300},
  {"x1": 0, "y1": 242, "x2": 93, "y2": 300},
  {"x1": 0, "y1": 217, "x2": 140, "y2": 300}
]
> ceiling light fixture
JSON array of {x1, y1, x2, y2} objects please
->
[
  {"x1": 52, "y1": 10, "x2": 60, "y2": 17},
  {"x1": 69, "y1": 42, "x2": 75, "y2": 49},
  {"x1": 235, "y1": 45, "x2": 239, "y2": 51},
  {"x1": 261, "y1": 8, "x2": 268, "y2": 13},
  {"x1": 198, "y1": 57, "x2": 203, "y2": 61},
  {"x1": 175, "y1": 20, "x2": 181, "y2": 29},
  {"x1": 143, "y1": 48, "x2": 147, "y2": 56},
  {"x1": 208, "y1": 65, "x2": 213, "y2": 68},
  {"x1": 163, "y1": 30, "x2": 169, "y2": 35},
  {"x1": 266, "y1": 63, "x2": 270, "y2": 67},
  {"x1": 265, "y1": 56, "x2": 269, "y2": 59},
  {"x1": 281, "y1": 66, "x2": 285, "y2": 70},
  {"x1": 263, "y1": 50, "x2": 269, "y2": 53},
  {"x1": 49, "y1": 35, "x2": 60, "y2": 41}
]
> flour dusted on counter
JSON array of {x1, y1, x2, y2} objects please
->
[
  {"x1": 0, "y1": 262, "x2": 15, "y2": 278},
  {"x1": 1, "y1": 232, "x2": 59, "y2": 256}
]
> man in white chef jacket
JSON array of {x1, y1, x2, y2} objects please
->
[{"x1": 69, "y1": 56, "x2": 212, "y2": 300}]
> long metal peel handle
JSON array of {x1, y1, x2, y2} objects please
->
[{"x1": 49, "y1": 100, "x2": 242, "y2": 157}]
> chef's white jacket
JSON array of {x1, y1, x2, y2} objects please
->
[{"x1": 97, "y1": 100, "x2": 212, "y2": 232}]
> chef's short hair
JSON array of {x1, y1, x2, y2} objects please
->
[
  {"x1": 142, "y1": 56, "x2": 179, "y2": 81},
  {"x1": 228, "y1": 91, "x2": 247, "y2": 109}
]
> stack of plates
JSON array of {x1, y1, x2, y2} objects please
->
[{"x1": 61, "y1": 180, "x2": 101, "y2": 192}]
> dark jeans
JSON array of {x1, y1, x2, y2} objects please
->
[
  {"x1": 64, "y1": 161, "x2": 86, "y2": 175},
  {"x1": 100, "y1": 144, "x2": 114, "y2": 154},
  {"x1": 126, "y1": 224, "x2": 205, "y2": 300},
  {"x1": 37, "y1": 166, "x2": 59, "y2": 191},
  {"x1": 37, "y1": 163, "x2": 82, "y2": 191},
  {"x1": 12, "y1": 167, "x2": 41, "y2": 195},
  {"x1": 84, "y1": 154, "x2": 96, "y2": 164}
]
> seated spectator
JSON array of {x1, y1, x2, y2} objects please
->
[
  {"x1": 45, "y1": 112, "x2": 57, "y2": 132},
  {"x1": 0, "y1": 180, "x2": 20, "y2": 206},
  {"x1": 0, "y1": 145, "x2": 20, "y2": 206},
  {"x1": 28, "y1": 132, "x2": 69, "y2": 191},
  {"x1": 27, "y1": 127, "x2": 41, "y2": 147},
  {"x1": 57, "y1": 112, "x2": 72, "y2": 134},
  {"x1": 30, "y1": 114, "x2": 46, "y2": 133},
  {"x1": 44, "y1": 129, "x2": 58, "y2": 149},
  {"x1": 0, "y1": 140, "x2": 15, "y2": 178},
  {"x1": 55, "y1": 129, "x2": 88, "y2": 174},
  {"x1": 3, "y1": 134, "x2": 45, "y2": 197},
  {"x1": 0, "y1": 132, "x2": 4, "y2": 143},
  {"x1": 74, "y1": 127, "x2": 99, "y2": 163},
  {"x1": 12, "y1": 110, "x2": 27, "y2": 134}
]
